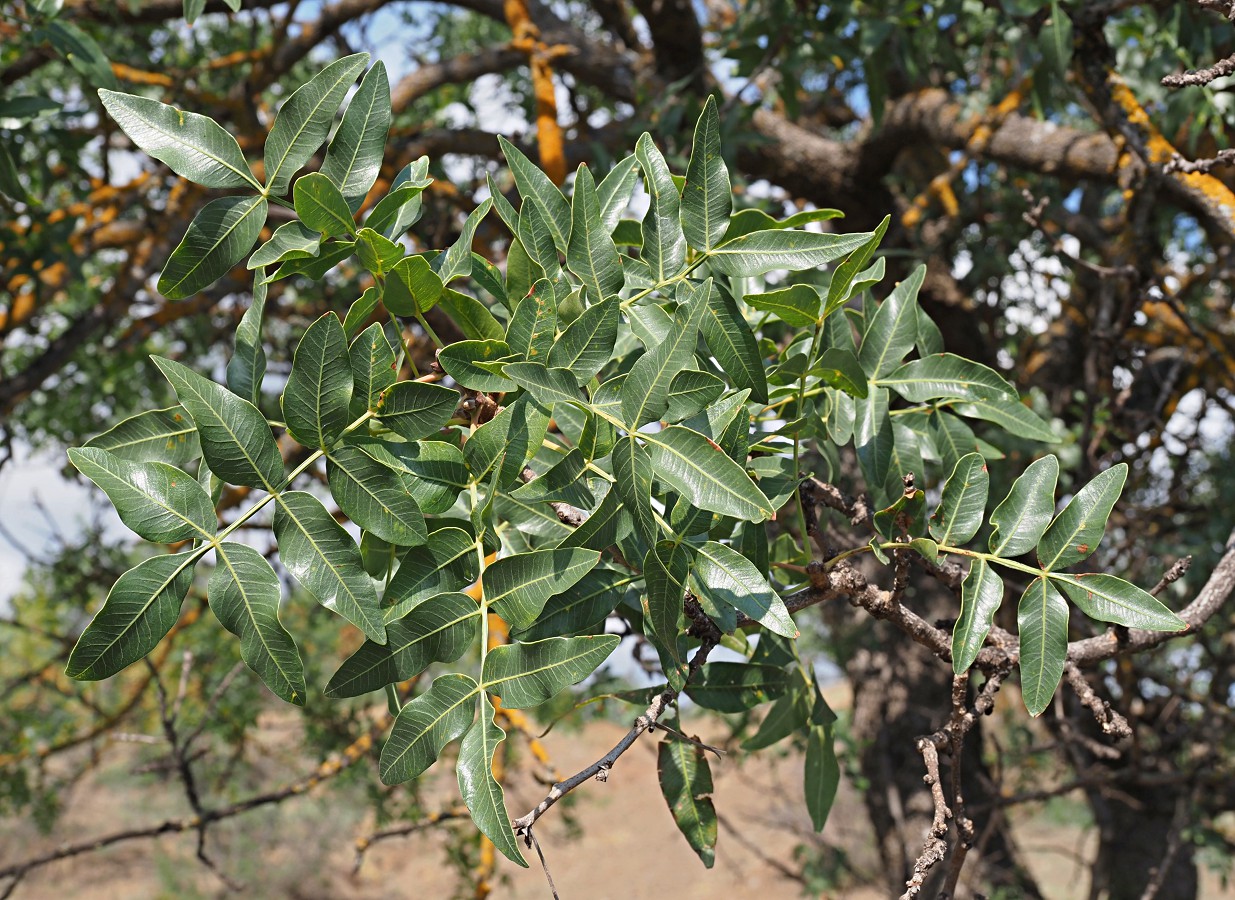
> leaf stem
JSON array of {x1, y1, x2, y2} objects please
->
[{"x1": 210, "y1": 410, "x2": 375, "y2": 546}]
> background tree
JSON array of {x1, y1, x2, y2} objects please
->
[{"x1": 3, "y1": 1, "x2": 1235, "y2": 898}]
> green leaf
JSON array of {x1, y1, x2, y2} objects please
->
[
  {"x1": 0, "y1": 142, "x2": 27, "y2": 203},
  {"x1": 805, "y1": 723, "x2": 840, "y2": 831},
  {"x1": 874, "y1": 487, "x2": 927, "y2": 541},
  {"x1": 559, "y1": 481, "x2": 628, "y2": 551},
  {"x1": 952, "y1": 558, "x2": 1004, "y2": 674},
  {"x1": 44, "y1": 21, "x2": 117, "y2": 91},
  {"x1": 462, "y1": 395, "x2": 549, "y2": 485},
  {"x1": 743, "y1": 284, "x2": 821, "y2": 327},
  {"x1": 209, "y1": 542, "x2": 306, "y2": 705},
  {"x1": 348, "y1": 438, "x2": 467, "y2": 518},
  {"x1": 916, "y1": 305, "x2": 945, "y2": 356},
  {"x1": 721, "y1": 207, "x2": 843, "y2": 242},
  {"x1": 951, "y1": 399, "x2": 1056, "y2": 443},
  {"x1": 469, "y1": 253, "x2": 507, "y2": 303},
  {"x1": 665, "y1": 370, "x2": 724, "y2": 422},
  {"x1": 506, "y1": 278, "x2": 557, "y2": 361},
  {"x1": 153, "y1": 357, "x2": 283, "y2": 489},
  {"x1": 743, "y1": 686, "x2": 810, "y2": 751},
  {"x1": 437, "y1": 289, "x2": 504, "y2": 341},
  {"x1": 183, "y1": 0, "x2": 205, "y2": 23},
  {"x1": 375, "y1": 381, "x2": 459, "y2": 441},
  {"x1": 622, "y1": 280, "x2": 709, "y2": 427},
  {"x1": 930, "y1": 409, "x2": 983, "y2": 473},
  {"x1": 457, "y1": 695, "x2": 527, "y2": 866},
  {"x1": 98, "y1": 89, "x2": 259, "y2": 190},
  {"x1": 613, "y1": 435, "x2": 657, "y2": 544},
  {"x1": 158, "y1": 195, "x2": 267, "y2": 299},
  {"x1": 483, "y1": 635, "x2": 619, "y2": 708},
  {"x1": 1040, "y1": 0, "x2": 1073, "y2": 76},
  {"x1": 701, "y1": 284, "x2": 768, "y2": 403},
  {"x1": 484, "y1": 548, "x2": 601, "y2": 630},
  {"x1": 1017, "y1": 578, "x2": 1068, "y2": 717},
  {"x1": 518, "y1": 197, "x2": 564, "y2": 278},
  {"x1": 646, "y1": 426, "x2": 773, "y2": 522},
  {"x1": 266, "y1": 239, "x2": 353, "y2": 283},
  {"x1": 321, "y1": 60, "x2": 391, "y2": 210},
  {"x1": 658, "y1": 727, "x2": 717, "y2": 868},
  {"x1": 381, "y1": 673, "x2": 478, "y2": 784},
  {"x1": 344, "y1": 286, "x2": 382, "y2": 338},
  {"x1": 826, "y1": 214, "x2": 889, "y2": 313},
  {"x1": 692, "y1": 541, "x2": 796, "y2": 637},
  {"x1": 348, "y1": 322, "x2": 396, "y2": 414},
  {"x1": 327, "y1": 445, "x2": 426, "y2": 546},
  {"x1": 812, "y1": 348, "x2": 868, "y2": 398},
  {"x1": 929, "y1": 452, "x2": 989, "y2": 546},
  {"x1": 503, "y1": 362, "x2": 582, "y2": 409},
  {"x1": 909, "y1": 536, "x2": 940, "y2": 563},
  {"x1": 438, "y1": 199, "x2": 492, "y2": 285},
  {"x1": 548, "y1": 296, "x2": 618, "y2": 384},
  {"x1": 644, "y1": 541, "x2": 692, "y2": 689},
  {"x1": 293, "y1": 172, "x2": 355, "y2": 237},
  {"x1": 1036, "y1": 463, "x2": 1127, "y2": 571},
  {"x1": 854, "y1": 388, "x2": 893, "y2": 504},
  {"x1": 707, "y1": 229, "x2": 872, "y2": 277},
  {"x1": 354, "y1": 230, "x2": 403, "y2": 277},
  {"x1": 881, "y1": 354, "x2": 1017, "y2": 402},
  {"x1": 282, "y1": 312, "x2": 352, "y2": 450},
  {"x1": 84, "y1": 406, "x2": 200, "y2": 466},
  {"x1": 0, "y1": 97, "x2": 61, "y2": 124},
  {"x1": 368, "y1": 181, "x2": 429, "y2": 239},
  {"x1": 68, "y1": 448, "x2": 215, "y2": 543},
  {"x1": 383, "y1": 527, "x2": 478, "y2": 621},
  {"x1": 858, "y1": 264, "x2": 925, "y2": 378},
  {"x1": 1050, "y1": 573, "x2": 1186, "y2": 631},
  {"x1": 635, "y1": 133, "x2": 687, "y2": 281},
  {"x1": 273, "y1": 491, "x2": 386, "y2": 644},
  {"x1": 680, "y1": 96, "x2": 731, "y2": 252},
  {"x1": 385, "y1": 255, "x2": 443, "y2": 317},
  {"x1": 514, "y1": 569, "x2": 632, "y2": 641},
  {"x1": 228, "y1": 282, "x2": 267, "y2": 405},
  {"x1": 989, "y1": 455, "x2": 1060, "y2": 557},
  {"x1": 498, "y1": 135, "x2": 571, "y2": 251},
  {"x1": 264, "y1": 52, "x2": 369, "y2": 196},
  {"x1": 597, "y1": 154, "x2": 638, "y2": 231},
  {"x1": 512, "y1": 451, "x2": 591, "y2": 508},
  {"x1": 326, "y1": 592, "x2": 478, "y2": 698},
  {"x1": 567, "y1": 165, "x2": 624, "y2": 302},
  {"x1": 687, "y1": 662, "x2": 789, "y2": 712},
  {"x1": 66, "y1": 551, "x2": 197, "y2": 680},
  {"x1": 439, "y1": 340, "x2": 515, "y2": 392}
]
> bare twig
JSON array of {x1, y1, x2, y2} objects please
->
[
  {"x1": 523, "y1": 827, "x2": 561, "y2": 900},
  {"x1": 352, "y1": 807, "x2": 470, "y2": 872},
  {"x1": 1064, "y1": 662, "x2": 1132, "y2": 739},
  {"x1": 902, "y1": 736, "x2": 950, "y2": 899},
  {"x1": 1161, "y1": 50, "x2": 1235, "y2": 87},
  {"x1": 512, "y1": 614, "x2": 721, "y2": 837}
]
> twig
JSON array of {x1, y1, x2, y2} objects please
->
[
  {"x1": 523, "y1": 827, "x2": 561, "y2": 900},
  {"x1": 647, "y1": 720, "x2": 725, "y2": 759},
  {"x1": 1063, "y1": 662, "x2": 1132, "y2": 739},
  {"x1": 352, "y1": 807, "x2": 470, "y2": 873},
  {"x1": 511, "y1": 620, "x2": 720, "y2": 837},
  {"x1": 1161, "y1": 50, "x2": 1235, "y2": 87},
  {"x1": 1149, "y1": 556, "x2": 1192, "y2": 596},
  {"x1": 902, "y1": 736, "x2": 950, "y2": 899}
]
